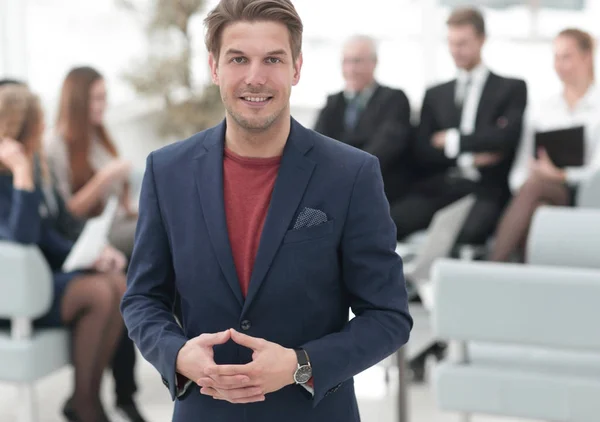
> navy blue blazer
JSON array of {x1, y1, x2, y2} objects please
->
[{"x1": 121, "y1": 118, "x2": 412, "y2": 422}]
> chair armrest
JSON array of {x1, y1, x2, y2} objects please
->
[
  {"x1": 576, "y1": 167, "x2": 600, "y2": 208},
  {"x1": 528, "y1": 206, "x2": 600, "y2": 269},
  {"x1": 0, "y1": 241, "x2": 53, "y2": 319},
  {"x1": 432, "y1": 259, "x2": 600, "y2": 351}
]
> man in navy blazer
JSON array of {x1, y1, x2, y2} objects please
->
[{"x1": 120, "y1": 0, "x2": 412, "y2": 420}]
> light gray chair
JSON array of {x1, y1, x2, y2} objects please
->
[
  {"x1": 432, "y1": 206, "x2": 600, "y2": 422},
  {"x1": 576, "y1": 167, "x2": 600, "y2": 209},
  {"x1": 0, "y1": 241, "x2": 70, "y2": 422}
]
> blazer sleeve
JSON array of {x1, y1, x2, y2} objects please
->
[
  {"x1": 120, "y1": 152, "x2": 188, "y2": 401},
  {"x1": 0, "y1": 182, "x2": 73, "y2": 268},
  {"x1": 301, "y1": 155, "x2": 413, "y2": 407},
  {"x1": 38, "y1": 224, "x2": 74, "y2": 269},
  {"x1": 459, "y1": 79, "x2": 527, "y2": 154},
  {"x1": 0, "y1": 186, "x2": 43, "y2": 244},
  {"x1": 414, "y1": 89, "x2": 457, "y2": 169},
  {"x1": 362, "y1": 90, "x2": 412, "y2": 173}
]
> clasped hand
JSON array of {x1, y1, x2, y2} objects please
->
[{"x1": 176, "y1": 329, "x2": 297, "y2": 404}]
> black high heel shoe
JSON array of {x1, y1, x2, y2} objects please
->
[
  {"x1": 62, "y1": 398, "x2": 79, "y2": 422},
  {"x1": 62, "y1": 398, "x2": 112, "y2": 422}
]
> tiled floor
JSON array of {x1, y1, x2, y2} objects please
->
[{"x1": 0, "y1": 354, "x2": 541, "y2": 422}]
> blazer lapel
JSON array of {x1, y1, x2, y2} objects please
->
[
  {"x1": 193, "y1": 122, "x2": 244, "y2": 307},
  {"x1": 475, "y1": 72, "x2": 497, "y2": 128},
  {"x1": 242, "y1": 119, "x2": 316, "y2": 315}
]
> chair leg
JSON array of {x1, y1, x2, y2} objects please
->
[{"x1": 18, "y1": 383, "x2": 38, "y2": 422}]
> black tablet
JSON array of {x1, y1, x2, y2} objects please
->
[{"x1": 534, "y1": 125, "x2": 584, "y2": 168}]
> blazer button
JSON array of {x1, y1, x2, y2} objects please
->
[{"x1": 240, "y1": 320, "x2": 252, "y2": 331}]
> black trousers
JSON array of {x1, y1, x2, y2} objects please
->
[
  {"x1": 111, "y1": 330, "x2": 138, "y2": 403},
  {"x1": 390, "y1": 173, "x2": 506, "y2": 245}
]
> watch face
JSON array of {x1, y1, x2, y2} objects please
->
[{"x1": 294, "y1": 365, "x2": 312, "y2": 384}]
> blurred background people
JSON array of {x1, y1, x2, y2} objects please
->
[
  {"x1": 390, "y1": 7, "x2": 527, "y2": 248},
  {"x1": 44, "y1": 67, "x2": 146, "y2": 422},
  {"x1": 0, "y1": 83, "x2": 127, "y2": 422},
  {"x1": 490, "y1": 28, "x2": 600, "y2": 262},
  {"x1": 45, "y1": 66, "x2": 137, "y2": 257},
  {"x1": 314, "y1": 35, "x2": 416, "y2": 205},
  {"x1": 1, "y1": 76, "x2": 147, "y2": 422}
]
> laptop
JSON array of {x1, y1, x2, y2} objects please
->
[
  {"x1": 400, "y1": 194, "x2": 476, "y2": 310},
  {"x1": 534, "y1": 126, "x2": 585, "y2": 168}
]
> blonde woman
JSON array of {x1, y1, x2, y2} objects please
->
[{"x1": 0, "y1": 84, "x2": 125, "y2": 422}]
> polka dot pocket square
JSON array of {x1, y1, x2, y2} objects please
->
[{"x1": 293, "y1": 207, "x2": 329, "y2": 230}]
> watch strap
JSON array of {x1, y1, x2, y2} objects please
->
[{"x1": 294, "y1": 348, "x2": 309, "y2": 366}]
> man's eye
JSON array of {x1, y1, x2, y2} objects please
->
[
  {"x1": 232, "y1": 57, "x2": 247, "y2": 64},
  {"x1": 266, "y1": 57, "x2": 281, "y2": 64}
]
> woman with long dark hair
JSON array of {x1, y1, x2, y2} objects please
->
[
  {"x1": 45, "y1": 66, "x2": 137, "y2": 255},
  {"x1": 44, "y1": 67, "x2": 146, "y2": 422}
]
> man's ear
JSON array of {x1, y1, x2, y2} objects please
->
[
  {"x1": 209, "y1": 53, "x2": 219, "y2": 85},
  {"x1": 292, "y1": 52, "x2": 303, "y2": 86}
]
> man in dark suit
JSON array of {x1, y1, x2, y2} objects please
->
[
  {"x1": 313, "y1": 35, "x2": 415, "y2": 203},
  {"x1": 391, "y1": 7, "x2": 527, "y2": 246},
  {"x1": 120, "y1": 1, "x2": 412, "y2": 421}
]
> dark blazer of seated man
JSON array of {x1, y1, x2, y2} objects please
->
[
  {"x1": 391, "y1": 7, "x2": 527, "y2": 246},
  {"x1": 314, "y1": 35, "x2": 415, "y2": 204},
  {"x1": 120, "y1": 2, "x2": 412, "y2": 421}
]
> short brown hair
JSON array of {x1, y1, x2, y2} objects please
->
[
  {"x1": 204, "y1": 0, "x2": 303, "y2": 61},
  {"x1": 447, "y1": 7, "x2": 485, "y2": 36}
]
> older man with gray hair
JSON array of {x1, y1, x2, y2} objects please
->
[{"x1": 314, "y1": 35, "x2": 417, "y2": 204}]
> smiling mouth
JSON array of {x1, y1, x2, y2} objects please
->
[{"x1": 240, "y1": 96, "x2": 272, "y2": 103}]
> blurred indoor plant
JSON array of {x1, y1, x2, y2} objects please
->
[{"x1": 118, "y1": 0, "x2": 224, "y2": 141}]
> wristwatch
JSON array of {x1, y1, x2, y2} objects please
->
[{"x1": 293, "y1": 348, "x2": 312, "y2": 384}]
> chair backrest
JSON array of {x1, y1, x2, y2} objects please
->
[
  {"x1": 576, "y1": 167, "x2": 600, "y2": 208},
  {"x1": 527, "y1": 206, "x2": 600, "y2": 270},
  {"x1": 0, "y1": 241, "x2": 53, "y2": 319},
  {"x1": 432, "y1": 259, "x2": 600, "y2": 352}
]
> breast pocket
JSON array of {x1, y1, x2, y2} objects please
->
[{"x1": 282, "y1": 218, "x2": 335, "y2": 244}]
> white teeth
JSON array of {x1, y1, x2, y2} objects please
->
[{"x1": 243, "y1": 97, "x2": 268, "y2": 102}]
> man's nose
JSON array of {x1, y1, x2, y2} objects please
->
[{"x1": 244, "y1": 62, "x2": 267, "y2": 86}]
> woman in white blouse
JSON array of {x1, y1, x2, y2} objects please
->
[
  {"x1": 45, "y1": 67, "x2": 148, "y2": 421},
  {"x1": 45, "y1": 67, "x2": 137, "y2": 256},
  {"x1": 490, "y1": 28, "x2": 600, "y2": 262}
]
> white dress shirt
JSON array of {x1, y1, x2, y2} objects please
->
[
  {"x1": 509, "y1": 84, "x2": 600, "y2": 192},
  {"x1": 444, "y1": 63, "x2": 490, "y2": 180}
]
